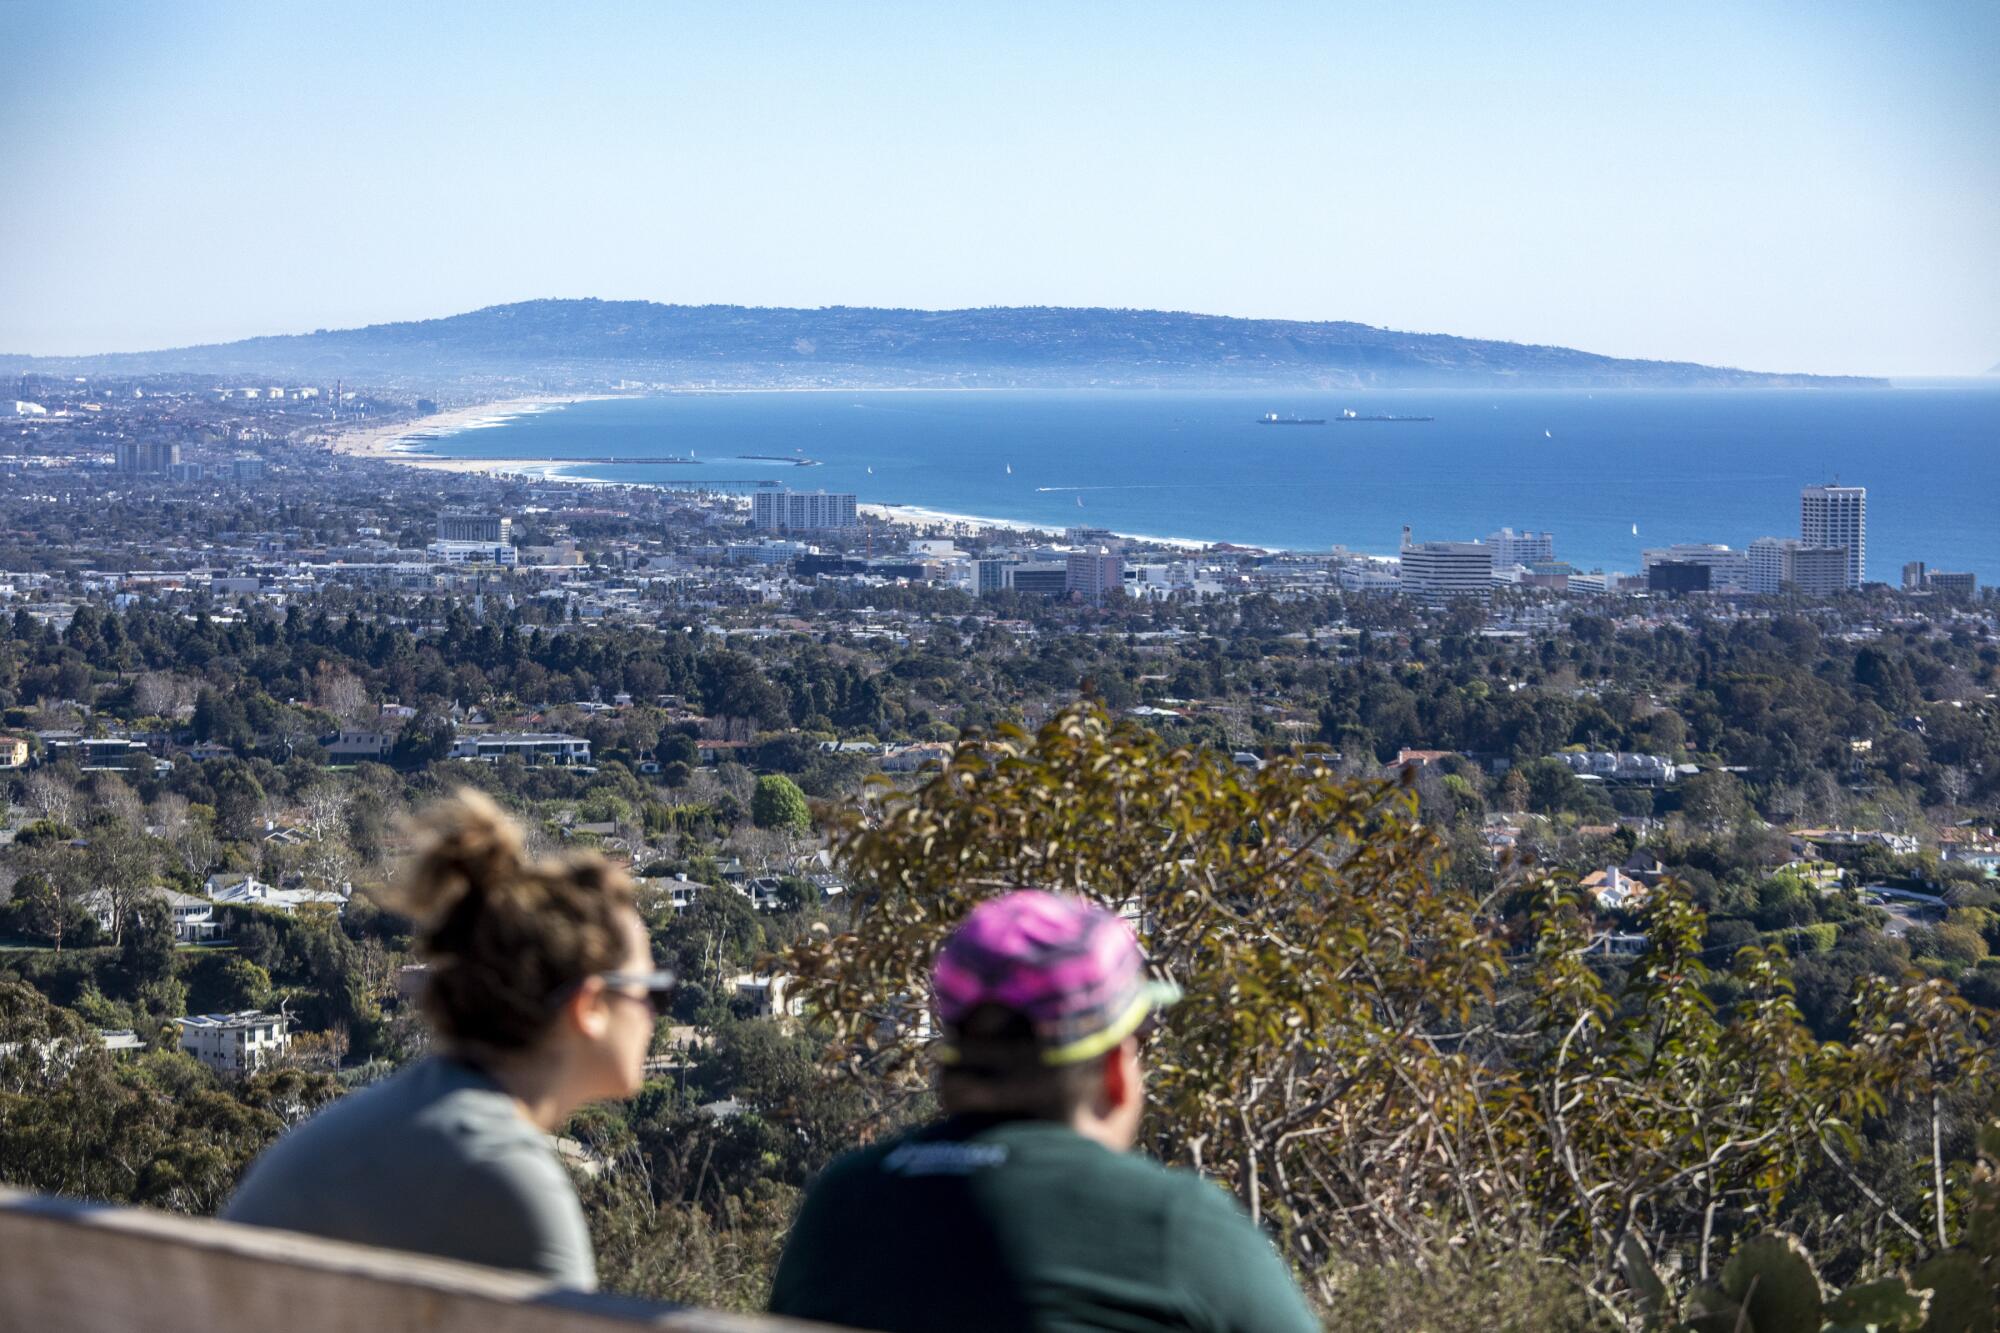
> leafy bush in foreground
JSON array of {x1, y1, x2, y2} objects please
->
[{"x1": 782, "y1": 704, "x2": 1996, "y2": 1320}]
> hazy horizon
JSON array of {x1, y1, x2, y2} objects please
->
[
  {"x1": 3, "y1": 2, "x2": 1995, "y2": 376},
  {"x1": 7, "y1": 296, "x2": 1998, "y2": 385}
]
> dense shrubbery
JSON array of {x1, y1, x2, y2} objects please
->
[
  {"x1": 3, "y1": 583, "x2": 1999, "y2": 1323},
  {"x1": 782, "y1": 705, "x2": 1998, "y2": 1323}
]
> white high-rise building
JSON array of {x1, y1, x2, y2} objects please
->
[
  {"x1": 1065, "y1": 547, "x2": 1123, "y2": 603},
  {"x1": 1485, "y1": 527, "x2": 1555, "y2": 570},
  {"x1": 1750, "y1": 538, "x2": 1799, "y2": 595},
  {"x1": 1750, "y1": 537, "x2": 1847, "y2": 597},
  {"x1": 439, "y1": 511, "x2": 512, "y2": 544},
  {"x1": 1640, "y1": 544, "x2": 1750, "y2": 593},
  {"x1": 1800, "y1": 485, "x2": 1865, "y2": 589},
  {"x1": 1398, "y1": 527, "x2": 1493, "y2": 602},
  {"x1": 752, "y1": 490, "x2": 858, "y2": 531}
]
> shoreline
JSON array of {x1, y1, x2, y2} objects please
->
[
  {"x1": 333, "y1": 394, "x2": 1264, "y2": 552},
  {"x1": 857, "y1": 502, "x2": 1216, "y2": 551},
  {"x1": 326, "y1": 389, "x2": 1995, "y2": 573},
  {"x1": 328, "y1": 394, "x2": 634, "y2": 472}
]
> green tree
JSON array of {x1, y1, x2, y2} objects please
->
[
  {"x1": 750, "y1": 774, "x2": 811, "y2": 834},
  {"x1": 654, "y1": 885, "x2": 763, "y2": 1007},
  {"x1": 1679, "y1": 769, "x2": 1754, "y2": 834},
  {"x1": 782, "y1": 704, "x2": 1989, "y2": 1318},
  {"x1": 115, "y1": 896, "x2": 178, "y2": 999}
]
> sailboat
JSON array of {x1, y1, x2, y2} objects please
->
[
  {"x1": 1076, "y1": 495, "x2": 1085, "y2": 508},
  {"x1": 1544, "y1": 430, "x2": 1553, "y2": 439},
  {"x1": 1631, "y1": 523, "x2": 1639, "y2": 536},
  {"x1": 1006, "y1": 463, "x2": 1013, "y2": 475}
]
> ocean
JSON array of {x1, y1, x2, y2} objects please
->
[{"x1": 424, "y1": 387, "x2": 2000, "y2": 579}]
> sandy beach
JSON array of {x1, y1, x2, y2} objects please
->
[
  {"x1": 859, "y1": 502, "x2": 1212, "y2": 550},
  {"x1": 333, "y1": 393, "x2": 1229, "y2": 551},
  {"x1": 330, "y1": 395, "x2": 630, "y2": 475}
]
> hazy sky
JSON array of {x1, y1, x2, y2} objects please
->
[{"x1": 3, "y1": 2, "x2": 1996, "y2": 376}]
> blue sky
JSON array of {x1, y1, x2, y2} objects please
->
[{"x1": 2, "y1": 1, "x2": 1995, "y2": 376}]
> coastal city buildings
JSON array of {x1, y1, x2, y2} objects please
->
[
  {"x1": 1485, "y1": 527, "x2": 1556, "y2": 570},
  {"x1": 114, "y1": 440, "x2": 181, "y2": 474},
  {"x1": 975, "y1": 559, "x2": 1012, "y2": 595},
  {"x1": 1639, "y1": 543, "x2": 1751, "y2": 593},
  {"x1": 1750, "y1": 538, "x2": 1847, "y2": 597},
  {"x1": 1647, "y1": 560, "x2": 1714, "y2": 595},
  {"x1": 752, "y1": 490, "x2": 858, "y2": 531},
  {"x1": 1902, "y1": 561, "x2": 1979, "y2": 598},
  {"x1": 1005, "y1": 561, "x2": 1071, "y2": 596},
  {"x1": 439, "y1": 511, "x2": 512, "y2": 544},
  {"x1": 427, "y1": 539, "x2": 519, "y2": 565},
  {"x1": 1800, "y1": 484, "x2": 1866, "y2": 589},
  {"x1": 1398, "y1": 527, "x2": 1493, "y2": 602},
  {"x1": 1065, "y1": 547, "x2": 1123, "y2": 604}
]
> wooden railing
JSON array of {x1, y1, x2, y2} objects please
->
[{"x1": 0, "y1": 1187, "x2": 843, "y2": 1333}]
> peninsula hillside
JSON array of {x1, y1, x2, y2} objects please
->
[{"x1": 1, "y1": 300, "x2": 1884, "y2": 389}]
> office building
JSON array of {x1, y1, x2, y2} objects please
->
[
  {"x1": 1900, "y1": 559, "x2": 1977, "y2": 598},
  {"x1": 1648, "y1": 561, "x2": 1711, "y2": 595},
  {"x1": 114, "y1": 441, "x2": 181, "y2": 474},
  {"x1": 1750, "y1": 538, "x2": 1844, "y2": 597},
  {"x1": 1485, "y1": 527, "x2": 1555, "y2": 570},
  {"x1": 975, "y1": 559, "x2": 1013, "y2": 595},
  {"x1": 1398, "y1": 527, "x2": 1493, "y2": 602},
  {"x1": 1800, "y1": 485, "x2": 1865, "y2": 589},
  {"x1": 438, "y1": 511, "x2": 512, "y2": 544},
  {"x1": 1065, "y1": 548, "x2": 1123, "y2": 604},
  {"x1": 427, "y1": 540, "x2": 519, "y2": 566},
  {"x1": 1788, "y1": 546, "x2": 1849, "y2": 597},
  {"x1": 1640, "y1": 544, "x2": 1750, "y2": 593},
  {"x1": 751, "y1": 490, "x2": 858, "y2": 531},
  {"x1": 1007, "y1": 563, "x2": 1070, "y2": 596}
]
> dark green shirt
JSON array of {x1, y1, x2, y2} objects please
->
[{"x1": 770, "y1": 1115, "x2": 1319, "y2": 1333}]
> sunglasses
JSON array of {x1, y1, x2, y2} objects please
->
[{"x1": 555, "y1": 969, "x2": 678, "y2": 1015}]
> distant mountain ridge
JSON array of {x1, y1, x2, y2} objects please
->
[{"x1": 1, "y1": 299, "x2": 1885, "y2": 389}]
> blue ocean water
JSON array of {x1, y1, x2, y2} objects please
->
[{"x1": 429, "y1": 387, "x2": 2000, "y2": 579}]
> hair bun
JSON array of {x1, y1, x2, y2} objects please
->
[{"x1": 402, "y1": 788, "x2": 526, "y2": 926}]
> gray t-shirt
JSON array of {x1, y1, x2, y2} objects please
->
[{"x1": 224, "y1": 1056, "x2": 596, "y2": 1288}]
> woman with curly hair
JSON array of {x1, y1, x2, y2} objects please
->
[{"x1": 225, "y1": 789, "x2": 670, "y2": 1288}]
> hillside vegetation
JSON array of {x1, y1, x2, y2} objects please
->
[{"x1": 1, "y1": 299, "x2": 1884, "y2": 389}]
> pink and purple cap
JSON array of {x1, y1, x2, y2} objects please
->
[{"x1": 932, "y1": 890, "x2": 1181, "y2": 1067}]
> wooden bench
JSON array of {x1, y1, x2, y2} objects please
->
[{"x1": 0, "y1": 1187, "x2": 844, "y2": 1333}]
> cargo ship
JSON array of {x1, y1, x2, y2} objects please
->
[{"x1": 1257, "y1": 412, "x2": 1326, "y2": 425}]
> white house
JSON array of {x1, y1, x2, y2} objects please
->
[
  {"x1": 1582, "y1": 865, "x2": 1649, "y2": 911},
  {"x1": 82, "y1": 887, "x2": 223, "y2": 943},
  {"x1": 448, "y1": 732, "x2": 592, "y2": 766},
  {"x1": 204, "y1": 872, "x2": 348, "y2": 917},
  {"x1": 176, "y1": 1011, "x2": 291, "y2": 1074},
  {"x1": 728, "y1": 972, "x2": 805, "y2": 1021}
]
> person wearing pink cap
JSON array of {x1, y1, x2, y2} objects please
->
[{"x1": 769, "y1": 890, "x2": 1318, "y2": 1332}]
